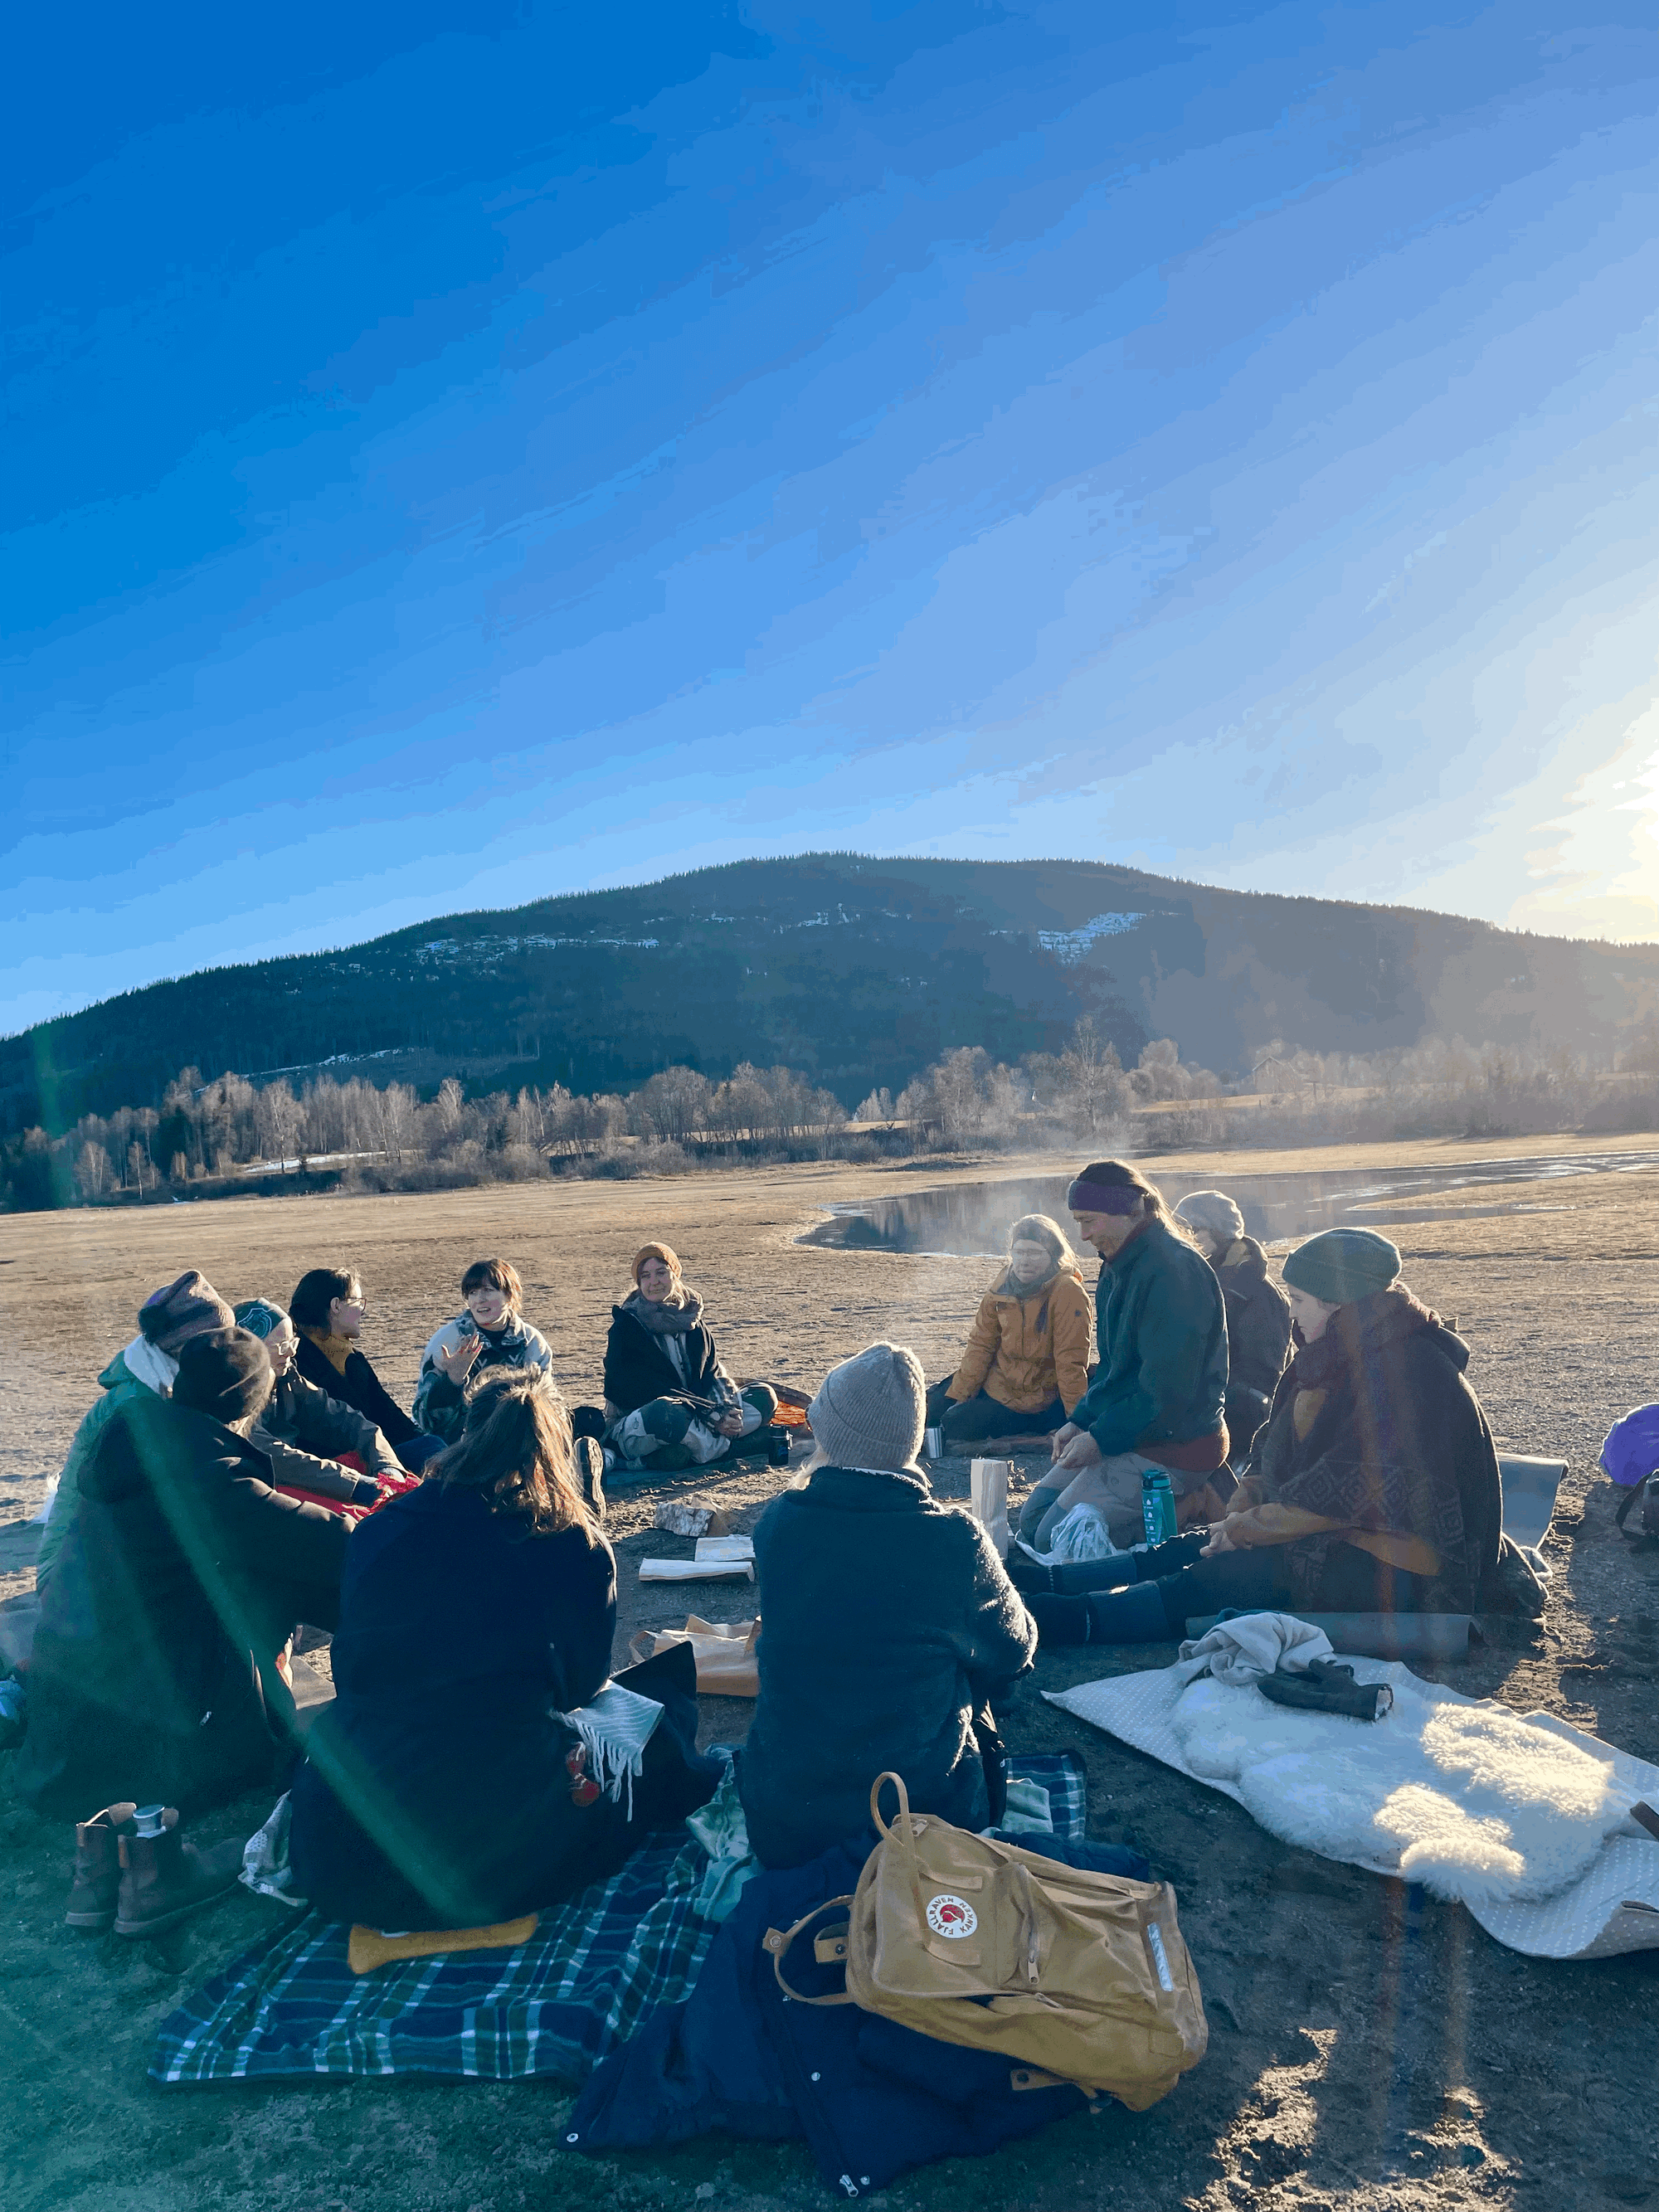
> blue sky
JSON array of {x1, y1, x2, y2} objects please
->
[{"x1": 6, "y1": 1, "x2": 1657, "y2": 1033}]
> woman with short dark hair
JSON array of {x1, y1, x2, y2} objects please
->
[
  {"x1": 289, "y1": 1370, "x2": 716, "y2": 1930},
  {"x1": 290, "y1": 1266, "x2": 435, "y2": 1461},
  {"x1": 411, "y1": 1257, "x2": 554, "y2": 1446}
]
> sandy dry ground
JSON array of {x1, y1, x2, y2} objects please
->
[{"x1": 4, "y1": 1135, "x2": 1659, "y2": 2212}]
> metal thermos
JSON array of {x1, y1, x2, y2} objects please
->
[
  {"x1": 1141, "y1": 1471, "x2": 1177, "y2": 1546},
  {"x1": 923, "y1": 1427, "x2": 945, "y2": 1460}
]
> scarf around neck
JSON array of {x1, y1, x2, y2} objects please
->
[
  {"x1": 1286, "y1": 1283, "x2": 1442, "y2": 1394},
  {"x1": 458, "y1": 1310, "x2": 532, "y2": 1355},
  {"x1": 622, "y1": 1285, "x2": 704, "y2": 1336},
  {"x1": 299, "y1": 1325, "x2": 355, "y2": 1376},
  {"x1": 997, "y1": 1256, "x2": 1061, "y2": 1299}
]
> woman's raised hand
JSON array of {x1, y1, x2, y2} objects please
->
[{"x1": 436, "y1": 1334, "x2": 484, "y2": 1383}]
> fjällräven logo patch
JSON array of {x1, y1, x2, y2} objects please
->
[{"x1": 925, "y1": 1893, "x2": 978, "y2": 1937}]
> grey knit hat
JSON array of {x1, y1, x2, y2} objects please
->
[
  {"x1": 1282, "y1": 1228, "x2": 1401, "y2": 1308},
  {"x1": 809, "y1": 1343, "x2": 927, "y2": 1475},
  {"x1": 1174, "y1": 1190, "x2": 1245, "y2": 1243}
]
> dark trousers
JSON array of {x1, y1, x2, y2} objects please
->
[
  {"x1": 1148, "y1": 1541, "x2": 1432, "y2": 1636},
  {"x1": 925, "y1": 1377, "x2": 1066, "y2": 1444}
]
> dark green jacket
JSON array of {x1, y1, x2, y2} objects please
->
[{"x1": 1073, "y1": 1220, "x2": 1228, "y2": 1457}]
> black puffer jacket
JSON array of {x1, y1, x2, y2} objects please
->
[
  {"x1": 13, "y1": 1393, "x2": 349, "y2": 1818},
  {"x1": 739, "y1": 1466, "x2": 1037, "y2": 1869}
]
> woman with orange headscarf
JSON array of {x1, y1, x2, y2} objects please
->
[{"x1": 602, "y1": 1243, "x2": 779, "y2": 1475}]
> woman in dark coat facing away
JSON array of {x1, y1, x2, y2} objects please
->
[
  {"x1": 14, "y1": 1330, "x2": 349, "y2": 1820},
  {"x1": 739, "y1": 1343, "x2": 1037, "y2": 1869},
  {"x1": 1021, "y1": 1229, "x2": 1503, "y2": 1644},
  {"x1": 289, "y1": 1371, "x2": 718, "y2": 1932}
]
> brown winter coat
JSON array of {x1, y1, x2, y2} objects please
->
[{"x1": 947, "y1": 1265, "x2": 1094, "y2": 1416}]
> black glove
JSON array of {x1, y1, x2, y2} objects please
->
[{"x1": 1257, "y1": 1658, "x2": 1393, "y2": 1723}]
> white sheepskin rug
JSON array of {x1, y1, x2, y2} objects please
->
[
  {"x1": 1045, "y1": 1658, "x2": 1659, "y2": 1957},
  {"x1": 1170, "y1": 1676, "x2": 1624, "y2": 1906}
]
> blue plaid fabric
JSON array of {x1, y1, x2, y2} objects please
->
[
  {"x1": 1004, "y1": 1750, "x2": 1087, "y2": 1843},
  {"x1": 150, "y1": 1830, "x2": 719, "y2": 2087},
  {"x1": 150, "y1": 1756, "x2": 1088, "y2": 2087}
]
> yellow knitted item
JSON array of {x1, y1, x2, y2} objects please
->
[{"x1": 347, "y1": 1913, "x2": 538, "y2": 1975}]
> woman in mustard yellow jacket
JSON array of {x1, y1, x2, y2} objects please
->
[{"x1": 926, "y1": 1214, "x2": 1094, "y2": 1446}]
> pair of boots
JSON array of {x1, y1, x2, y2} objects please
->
[{"x1": 66, "y1": 1803, "x2": 246, "y2": 1938}]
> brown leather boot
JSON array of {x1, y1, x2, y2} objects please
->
[
  {"x1": 114, "y1": 1810, "x2": 246, "y2": 1938},
  {"x1": 66, "y1": 1802, "x2": 138, "y2": 1930}
]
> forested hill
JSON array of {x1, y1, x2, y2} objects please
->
[{"x1": 9, "y1": 853, "x2": 1658, "y2": 1135}]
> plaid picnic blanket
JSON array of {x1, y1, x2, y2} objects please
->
[
  {"x1": 148, "y1": 1753, "x2": 1088, "y2": 2088},
  {"x1": 1010, "y1": 1749, "x2": 1086, "y2": 1844}
]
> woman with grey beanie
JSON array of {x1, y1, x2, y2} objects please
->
[
  {"x1": 1172, "y1": 1189, "x2": 1292, "y2": 1460},
  {"x1": 737, "y1": 1342, "x2": 1037, "y2": 1867},
  {"x1": 1023, "y1": 1226, "x2": 1502, "y2": 1647}
]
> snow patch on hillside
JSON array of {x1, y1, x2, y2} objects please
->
[{"x1": 1038, "y1": 913, "x2": 1146, "y2": 965}]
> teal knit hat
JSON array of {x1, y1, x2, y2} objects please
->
[
  {"x1": 1281, "y1": 1228, "x2": 1400, "y2": 1308},
  {"x1": 233, "y1": 1297, "x2": 289, "y2": 1341}
]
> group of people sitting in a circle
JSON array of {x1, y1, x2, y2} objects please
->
[{"x1": 13, "y1": 1156, "x2": 1504, "y2": 1947}]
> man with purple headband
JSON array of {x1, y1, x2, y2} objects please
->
[{"x1": 1010, "y1": 1160, "x2": 1228, "y2": 1626}]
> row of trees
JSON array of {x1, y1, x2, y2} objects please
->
[
  {"x1": 11, "y1": 1057, "x2": 862, "y2": 1209},
  {"x1": 7, "y1": 1018, "x2": 1657, "y2": 1212}
]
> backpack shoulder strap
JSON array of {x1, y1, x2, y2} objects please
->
[
  {"x1": 1614, "y1": 1477, "x2": 1652, "y2": 1533},
  {"x1": 762, "y1": 1897, "x2": 858, "y2": 2006}
]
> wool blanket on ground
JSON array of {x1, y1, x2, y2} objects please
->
[
  {"x1": 1046, "y1": 1660, "x2": 1659, "y2": 1959},
  {"x1": 150, "y1": 1753, "x2": 1084, "y2": 2087}
]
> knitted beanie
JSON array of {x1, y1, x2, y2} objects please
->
[
  {"x1": 1174, "y1": 1190, "x2": 1245, "y2": 1242},
  {"x1": 1282, "y1": 1228, "x2": 1401, "y2": 1309},
  {"x1": 808, "y1": 1343, "x2": 927, "y2": 1475},
  {"x1": 173, "y1": 1329, "x2": 273, "y2": 1427},
  {"x1": 139, "y1": 1271, "x2": 234, "y2": 1356},
  {"x1": 233, "y1": 1297, "x2": 289, "y2": 1341}
]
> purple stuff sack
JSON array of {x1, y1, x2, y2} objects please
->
[{"x1": 1600, "y1": 1405, "x2": 1659, "y2": 1489}]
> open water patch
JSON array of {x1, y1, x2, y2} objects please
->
[{"x1": 799, "y1": 1150, "x2": 1659, "y2": 1258}]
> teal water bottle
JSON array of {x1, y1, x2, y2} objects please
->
[{"x1": 1141, "y1": 1471, "x2": 1177, "y2": 1545}]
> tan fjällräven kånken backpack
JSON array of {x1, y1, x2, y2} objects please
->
[{"x1": 762, "y1": 1772, "x2": 1207, "y2": 2111}]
